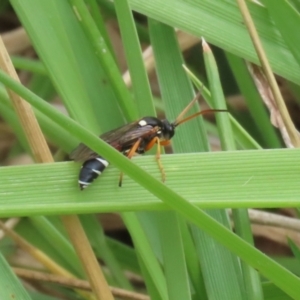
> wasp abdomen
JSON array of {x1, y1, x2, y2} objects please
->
[{"x1": 78, "y1": 157, "x2": 109, "y2": 190}]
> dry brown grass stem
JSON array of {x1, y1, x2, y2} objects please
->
[
  {"x1": 0, "y1": 36, "x2": 113, "y2": 300},
  {"x1": 236, "y1": 0, "x2": 300, "y2": 147},
  {"x1": 14, "y1": 267, "x2": 150, "y2": 300}
]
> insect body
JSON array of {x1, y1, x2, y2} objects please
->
[{"x1": 70, "y1": 93, "x2": 226, "y2": 190}]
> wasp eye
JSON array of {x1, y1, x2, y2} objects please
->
[{"x1": 138, "y1": 120, "x2": 147, "y2": 126}]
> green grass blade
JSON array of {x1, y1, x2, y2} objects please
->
[
  {"x1": 157, "y1": 212, "x2": 191, "y2": 300},
  {"x1": 128, "y1": 0, "x2": 300, "y2": 84},
  {"x1": 112, "y1": 4, "x2": 163, "y2": 296},
  {"x1": 184, "y1": 66, "x2": 262, "y2": 149},
  {"x1": 69, "y1": 0, "x2": 137, "y2": 122},
  {"x1": 1, "y1": 70, "x2": 300, "y2": 299},
  {"x1": 203, "y1": 40, "x2": 249, "y2": 299},
  {"x1": 114, "y1": 0, "x2": 154, "y2": 116},
  {"x1": 28, "y1": 216, "x2": 84, "y2": 277},
  {"x1": 262, "y1": 282, "x2": 292, "y2": 300},
  {"x1": 27, "y1": 74, "x2": 56, "y2": 101},
  {"x1": 106, "y1": 237, "x2": 140, "y2": 274},
  {"x1": 232, "y1": 208, "x2": 264, "y2": 300},
  {"x1": 191, "y1": 211, "x2": 243, "y2": 299},
  {"x1": 177, "y1": 217, "x2": 207, "y2": 299},
  {"x1": 264, "y1": 0, "x2": 300, "y2": 69},
  {"x1": 203, "y1": 40, "x2": 236, "y2": 150},
  {"x1": 136, "y1": 254, "x2": 165, "y2": 300},
  {"x1": 149, "y1": 20, "x2": 204, "y2": 299},
  {"x1": 149, "y1": 20, "x2": 209, "y2": 151},
  {"x1": 287, "y1": 238, "x2": 300, "y2": 262},
  {"x1": 16, "y1": 219, "x2": 79, "y2": 276},
  {"x1": 11, "y1": 0, "x2": 124, "y2": 132},
  {"x1": 0, "y1": 89, "x2": 30, "y2": 153},
  {"x1": 79, "y1": 215, "x2": 132, "y2": 289},
  {"x1": 0, "y1": 88, "x2": 78, "y2": 153},
  {"x1": 122, "y1": 213, "x2": 168, "y2": 300},
  {"x1": 0, "y1": 252, "x2": 32, "y2": 299},
  {"x1": 226, "y1": 52, "x2": 281, "y2": 148},
  {"x1": 87, "y1": 0, "x2": 116, "y2": 62},
  {"x1": 2, "y1": 150, "x2": 300, "y2": 213},
  {"x1": 204, "y1": 40, "x2": 263, "y2": 300},
  {"x1": 11, "y1": 56, "x2": 47, "y2": 76}
]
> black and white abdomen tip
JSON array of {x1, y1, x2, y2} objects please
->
[{"x1": 78, "y1": 157, "x2": 109, "y2": 190}]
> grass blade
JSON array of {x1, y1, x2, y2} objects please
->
[{"x1": 129, "y1": 0, "x2": 300, "y2": 84}]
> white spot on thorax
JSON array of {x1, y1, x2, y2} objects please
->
[{"x1": 139, "y1": 120, "x2": 147, "y2": 126}]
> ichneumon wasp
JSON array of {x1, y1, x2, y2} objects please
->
[{"x1": 70, "y1": 92, "x2": 226, "y2": 190}]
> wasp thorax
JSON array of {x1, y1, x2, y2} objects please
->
[{"x1": 138, "y1": 117, "x2": 175, "y2": 141}]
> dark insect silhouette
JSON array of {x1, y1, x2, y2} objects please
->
[{"x1": 70, "y1": 93, "x2": 226, "y2": 190}]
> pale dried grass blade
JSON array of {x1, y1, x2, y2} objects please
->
[{"x1": 248, "y1": 63, "x2": 300, "y2": 148}]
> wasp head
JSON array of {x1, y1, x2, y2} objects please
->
[
  {"x1": 160, "y1": 119, "x2": 175, "y2": 141},
  {"x1": 139, "y1": 117, "x2": 175, "y2": 141}
]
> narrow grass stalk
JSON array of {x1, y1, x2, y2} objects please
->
[
  {"x1": 113, "y1": 4, "x2": 167, "y2": 297},
  {"x1": 202, "y1": 39, "x2": 246, "y2": 299},
  {"x1": 225, "y1": 52, "x2": 281, "y2": 148},
  {"x1": 86, "y1": 0, "x2": 116, "y2": 62},
  {"x1": 177, "y1": 217, "x2": 207, "y2": 299},
  {"x1": 114, "y1": 0, "x2": 154, "y2": 116},
  {"x1": 202, "y1": 40, "x2": 235, "y2": 150},
  {"x1": 156, "y1": 212, "x2": 191, "y2": 300},
  {"x1": 11, "y1": 56, "x2": 47, "y2": 75},
  {"x1": 236, "y1": 0, "x2": 300, "y2": 147},
  {"x1": 0, "y1": 94, "x2": 30, "y2": 153},
  {"x1": 122, "y1": 213, "x2": 168, "y2": 300},
  {"x1": 69, "y1": 0, "x2": 137, "y2": 122},
  {"x1": 149, "y1": 19, "x2": 201, "y2": 299},
  {"x1": 203, "y1": 39, "x2": 263, "y2": 300},
  {"x1": 183, "y1": 65, "x2": 262, "y2": 150}
]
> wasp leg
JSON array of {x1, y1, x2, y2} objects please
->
[
  {"x1": 145, "y1": 138, "x2": 170, "y2": 183},
  {"x1": 160, "y1": 140, "x2": 171, "y2": 147},
  {"x1": 119, "y1": 138, "x2": 142, "y2": 187}
]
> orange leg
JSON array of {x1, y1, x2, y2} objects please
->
[
  {"x1": 119, "y1": 138, "x2": 142, "y2": 187},
  {"x1": 145, "y1": 137, "x2": 171, "y2": 183},
  {"x1": 160, "y1": 140, "x2": 171, "y2": 147}
]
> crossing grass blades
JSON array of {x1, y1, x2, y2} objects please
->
[{"x1": 70, "y1": 91, "x2": 227, "y2": 190}]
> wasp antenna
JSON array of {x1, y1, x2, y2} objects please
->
[
  {"x1": 175, "y1": 109, "x2": 227, "y2": 126},
  {"x1": 174, "y1": 88, "x2": 204, "y2": 126}
]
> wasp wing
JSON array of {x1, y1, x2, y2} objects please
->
[{"x1": 70, "y1": 121, "x2": 157, "y2": 162}]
